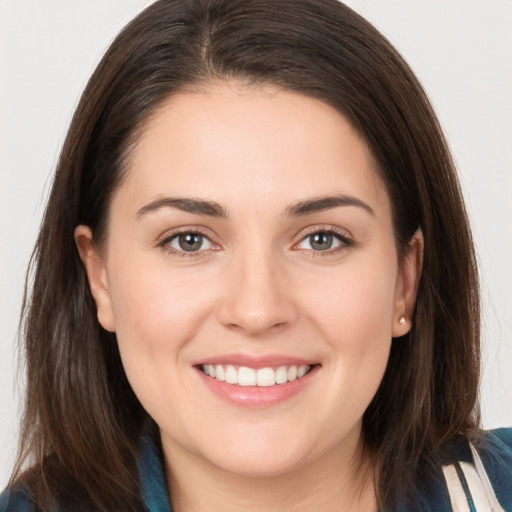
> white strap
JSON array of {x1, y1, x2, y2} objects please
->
[
  {"x1": 442, "y1": 464, "x2": 471, "y2": 512},
  {"x1": 442, "y1": 443, "x2": 506, "y2": 512},
  {"x1": 469, "y1": 442, "x2": 506, "y2": 512}
]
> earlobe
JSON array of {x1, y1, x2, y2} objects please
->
[
  {"x1": 74, "y1": 225, "x2": 116, "y2": 332},
  {"x1": 392, "y1": 229, "x2": 424, "y2": 338}
]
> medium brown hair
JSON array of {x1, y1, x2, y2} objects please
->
[{"x1": 12, "y1": 0, "x2": 480, "y2": 510}]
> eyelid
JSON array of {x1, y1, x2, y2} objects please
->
[
  {"x1": 292, "y1": 225, "x2": 354, "y2": 253},
  {"x1": 156, "y1": 226, "x2": 221, "y2": 255}
]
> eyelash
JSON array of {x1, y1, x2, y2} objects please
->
[
  {"x1": 156, "y1": 227, "x2": 353, "y2": 258},
  {"x1": 294, "y1": 227, "x2": 354, "y2": 257},
  {"x1": 157, "y1": 228, "x2": 217, "y2": 258}
]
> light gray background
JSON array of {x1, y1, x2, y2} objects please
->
[{"x1": 1, "y1": 0, "x2": 511, "y2": 489}]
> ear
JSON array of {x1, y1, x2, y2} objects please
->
[
  {"x1": 74, "y1": 225, "x2": 116, "y2": 332},
  {"x1": 392, "y1": 229, "x2": 423, "y2": 338}
]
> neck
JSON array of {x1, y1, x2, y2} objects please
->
[{"x1": 162, "y1": 430, "x2": 377, "y2": 512}]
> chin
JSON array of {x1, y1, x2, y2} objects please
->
[
  {"x1": 194, "y1": 429, "x2": 317, "y2": 478},
  {"x1": 209, "y1": 449, "x2": 307, "y2": 478}
]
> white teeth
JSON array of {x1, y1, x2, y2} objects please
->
[
  {"x1": 202, "y1": 364, "x2": 312, "y2": 387},
  {"x1": 297, "y1": 365, "x2": 309, "y2": 378},
  {"x1": 215, "y1": 365, "x2": 225, "y2": 382},
  {"x1": 256, "y1": 367, "x2": 276, "y2": 387},
  {"x1": 225, "y1": 365, "x2": 238, "y2": 384},
  {"x1": 238, "y1": 367, "x2": 256, "y2": 386},
  {"x1": 275, "y1": 366, "x2": 288, "y2": 384}
]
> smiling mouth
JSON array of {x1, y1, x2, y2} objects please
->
[{"x1": 199, "y1": 364, "x2": 313, "y2": 387}]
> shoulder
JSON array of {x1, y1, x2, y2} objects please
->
[
  {"x1": 0, "y1": 485, "x2": 37, "y2": 512},
  {"x1": 477, "y1": 427, "x2": 512, "y2": 477},
  {"x1": 438, "y1": 427, "x2": 512, "y2": 512},
  {"x1": 398, "y1": 428, "x2": 512, "y2": 512},
  {"x1": 480, "y1": 427, "x2": 512, "y2": 454},
  {"x1": 477, "y1": 427, "x2": 512, "y2": 508}
]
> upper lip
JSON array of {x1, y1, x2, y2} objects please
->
[{"x1": 193, "y1": 353, "x2": 318, "y2": 369}]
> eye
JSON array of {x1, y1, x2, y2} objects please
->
[
  {"x1": 162, "y1": 232, "x2": 215, "y2": 253},
  {"x1": 296, "y1": 229, "x2": 351, "y2": 252}
]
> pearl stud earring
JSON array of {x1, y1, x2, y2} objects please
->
[{"x1": 399, "y1": 316, "x2": 406, "y2": 325}]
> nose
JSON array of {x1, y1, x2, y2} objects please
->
[{"x1": 217, "y1": 247, "x2": 298, "y2": 337}]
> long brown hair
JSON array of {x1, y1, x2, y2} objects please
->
[{"x1": 12, "y1": 0, "x2": 480, "y2": 510}]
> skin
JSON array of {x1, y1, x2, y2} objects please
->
[{"x1": 76, "y1": 82, "x2": 422, "y2": 512}]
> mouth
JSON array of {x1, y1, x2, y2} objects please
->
[
  {"x1": 194, "y1": 354, "x2": 320, "y2": 406},
  {"x1": 199, "y1": 363, "x2": 314, "y2": 387}
]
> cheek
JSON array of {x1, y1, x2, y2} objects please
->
[
  {"x1": 105, "y1": 259, "x2": 216, "y2": 421},
  {"x1": 299, "y1": 254, "x2": 397, "y2": 403},
  {"x1": 105, "y1": 256, "x2": 219, "y2": 388},
  {"x1": 311, "y1": 265, "x2": 396, "y2": 415},
  {"x1": 303, "y1": 260, "x2": 398, "y2": 345}
]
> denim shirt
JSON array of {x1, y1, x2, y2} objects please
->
[{"x1": 1, "y1": 429, "x2": 511, "y2": 511}]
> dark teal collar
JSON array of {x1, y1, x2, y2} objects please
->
[{"x1": 138, "y1": 434, "x2": 172, "y2": 512}]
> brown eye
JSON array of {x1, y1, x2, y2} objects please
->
[
  {"x1": 165, "y1": 232, "x2": 214, "y2": 253},
  {"x1": 309, "y1": 233, "x2": 334, "y2": 251},
  {"x1": 296, "y1": 230, "x2": 351, "y2": 253},
  {"x1": 178, "y1": 233, "x2": 203, "y2": 251}
]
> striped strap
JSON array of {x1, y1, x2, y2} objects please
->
[{"x1": 442, "y1": 443, "x2": 506, "y2": 512}]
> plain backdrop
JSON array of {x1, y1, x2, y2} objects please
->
[{"x1": 1, "y1": 0, "x2": 511, "y2": 489}]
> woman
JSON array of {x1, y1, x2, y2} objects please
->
[{"x1": 1, "y1": 0, "x2": 510, "y2": 510}]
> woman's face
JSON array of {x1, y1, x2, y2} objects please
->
[{"x1": 77, "y1": 82, "x2": 420, "y2": 477}]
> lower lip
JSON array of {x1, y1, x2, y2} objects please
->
[{"x1": 196, "y1": 365, "x2": 320, "y2": 407}]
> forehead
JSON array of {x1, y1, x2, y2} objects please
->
[{"x1": 116, "y1": 82, "x2": 390, "y2": 217}]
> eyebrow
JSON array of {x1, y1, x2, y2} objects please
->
[
  {"x1": 136, "y1": 194, "x2": 374, "y2": 219},
  {"x1": 136, "y1": 197, "x2": 228, "y2": 218},
  {"x1": 285, "y1": 195, "x2": 375, "y2": 217}
]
